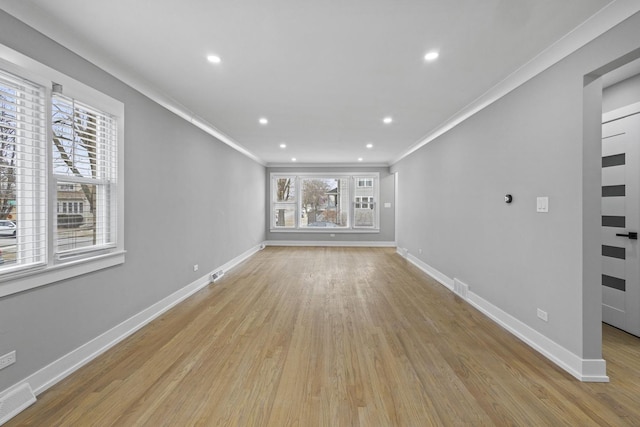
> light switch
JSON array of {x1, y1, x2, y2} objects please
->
[{"x1": 536, "y1": 197, "x2": 549, "y2": 213}]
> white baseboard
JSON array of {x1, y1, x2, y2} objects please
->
[
  {"x1": 399, "y1": 251, "x2": 609, "y2": 382},
  {"x1": 0, "y1": 383, "x2": 36, "y2": 426},
  {"x1": 265, "y1": 240, "x2": 396, "y2": 248},
  {"x1": 467, "y1": 292, "x2": 608, "y2": 382},
  {"x1": 0, "y1": 243, "x2": 263, "y2": 425},
  {"x1": 399, "y1": 250, "x2": 453, "y2": 290}
]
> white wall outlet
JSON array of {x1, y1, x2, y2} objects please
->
[
  {"x1": 537, "y1": 308, "x2": 548, "y2": 322},
  {"x1": 384, "y1": 202, "x2": 392, "y2": 208},
  {"x1": 0, "y1": 351, "x2": 16, "y2": 370},
  {"x1": 418, "y1": 248, "x2": 423, "y2": 254},
  {"x1": 536, "y1": 196, "x2": 549, "y2": 213},
  {"x1": 193, "y1": 264, "x2": 199, "y2": 272}
]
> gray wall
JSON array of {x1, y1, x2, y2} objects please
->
[
  {"x1": 265, "y1": 167, "x2": 395, "y2": 243},
  {"x1": 603, "y1": 73, "x2": 640, "y2": 113},
  {"x1": 0, "y1": 11, "x2": 266, "y2": 390},
  {"x1": 391, "y1": 12, "x2": 640, "y2": 358}
]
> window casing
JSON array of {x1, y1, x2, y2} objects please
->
[
  {"x1": 270, "y1": 173, "x2": 379, "y2": 232},
  {"x1": 0, "y1": 44, "x2": 125, "y2": 298}
]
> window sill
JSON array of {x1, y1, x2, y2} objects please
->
[
  {"x1": 269, "y1": 228, "x2": 380, "y2": 234},
  {"x1": 0, "y1": 250, "x2": 126, "y2": 298}
]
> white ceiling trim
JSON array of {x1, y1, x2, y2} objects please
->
[
  {"x1": 104, "y1": 76, "x2": 266, "y2": 166},
  {"x1": 391, "y1": 0, "x2": 640, "y2": 166}
]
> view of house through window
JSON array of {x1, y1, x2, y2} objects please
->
[
  {"x1": 271, "y1": 174, "x2": 379, "y2": 231},
  {"x1": 56, "y1": 182, "x2": 96, "y2": 251},
  {"x1": 0, "y1": 69, "x2": 46, "y2": 270},
  {"x1": 300, "y1": 177, "x2": 349, "y2": 228},
  {"x1": 0, "y1": 65, "x2": 119, "y2": 274},
  {"x1": 52, "y1": 94, "x2": 117, "y2": 254}
]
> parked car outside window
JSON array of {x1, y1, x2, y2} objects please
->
[{"x1": 0, "y1": 220, "x2": 17, "y2": 237}]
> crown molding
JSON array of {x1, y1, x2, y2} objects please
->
[{"x1": 392, "y1": 1, "x2": 640, "y2": 165}]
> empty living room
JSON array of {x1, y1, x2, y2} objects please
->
[{"x1": 1, "y1": 2, "x2": 640, "y2": 425}]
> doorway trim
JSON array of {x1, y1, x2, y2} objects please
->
[{"x1": 582, "y1": 48, "x2": 640, "y2": 381}]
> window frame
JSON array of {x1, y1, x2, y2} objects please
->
[
  {"x1": 0, "y1": 43, "x2": 125, "y2": 298},
  {"x1": 269, "y1": 172, "x2": 380, "y2": 233},
  {"x1": 51, "y1": 94, "x2": 119, "y2": 258}
]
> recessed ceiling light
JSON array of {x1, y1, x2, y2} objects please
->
[
  {"x1": 424, "y1": 51, "x2": 439, "y2": 61},
  {"x1": 259, "y1": 118, "x2": 268, "y2": 125},
  {"x1": 207, "y1": 55, "x2": 221, "y2": 64},
  {"x1": 366, "y1": 143, "x2": 373, "y2": 149},
  {"x1": 291, "y1": 157, "x2": 297, "y2": 162},
  {"x1": 383, "y1": 117, "x2": 393, "y2": 124},
  {"x1": 279, "y1": 143, "x2": 286, "y2": 148},
  {"x1": 358, "y1": 157, "x2": 363, "y2": 162}
]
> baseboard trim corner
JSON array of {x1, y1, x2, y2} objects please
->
[
  {"x1": 399, "y1": 253, "x2": 608, "y2": 382},
  {"x1": 466, "y1": 291, "x2": 609, "y2": 383}
]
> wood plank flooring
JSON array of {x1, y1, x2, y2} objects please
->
[{"x1": 7, "y1": 247, "x2": 640, "y2": 426}]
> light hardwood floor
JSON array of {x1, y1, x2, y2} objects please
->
[{"x1": 7, "y1": 247, "x2": 640, "y2": 426}]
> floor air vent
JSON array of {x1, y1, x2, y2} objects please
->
[
  {"x1": 0, "y1": 383, "x2": 36, "y2": 425},
  {"x1": 453, "y1": 278, "x2": 469, "y2": 300},
  {"x1": 211, "y1": 270, "x2": 225, "y2": 282}
]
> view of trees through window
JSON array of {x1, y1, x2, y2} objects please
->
[
  {"x1": 274, "y1": 177, "x2": 296, "y2": 227},
  {"x1": 0, "y1": 86, "x2": 17, "y2": 224},
  {"x1": 300, "y1": 178, "x2": 348, "y2": 228},
  {"x1": 0, "y1": 55, "x2": 122, "y2": 287},
  {"x1": 272, "y1": 175, "x2": 377, "y2": 230},
  {"x1": 0, "y1": 82, "x2": 22, "y2": 265},
  {"x1": 52, "y1": 95, "x2": 101, "y2": 252},
  {"x1": 51, "y1": 94, "x2": 117, "y2": 255}
]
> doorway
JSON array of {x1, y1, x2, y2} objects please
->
[
  {"x1": 582, "y1": 53, "x2": 640, "y2": 377},
  {"x1": 601, "y1": 101, "x2": 640, "y2": 336}
]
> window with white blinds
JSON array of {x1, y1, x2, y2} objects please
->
[
  {"x1": 0, "y1": 69, "x2": 47, "y2": 273},
  {"x1": 0, "y1": 43, "x2": 124, "y2": 296},
  {"x1": 52, "y1": 94, "x2": 118, "y2": 255}
]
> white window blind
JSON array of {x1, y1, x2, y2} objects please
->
[
  {"x1": 0, "y1": 69, "x2": 47, "y2": 272},
  {"x1": 52, "y1": 94, "x2": 118, "y2": 255},
  {"x1": 0, "y1": 44, "x2": 125, "y2": 297}
]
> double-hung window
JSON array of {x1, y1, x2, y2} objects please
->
[
  {"x1": 52, "y1": 94, "x2": 117, "y2": 254},
  {"x1": 270, "y1": 173, "x2": 379, "y2": 231},
  {"x1": 0, "y1": 44, "x2": 124, "y2": 297}
]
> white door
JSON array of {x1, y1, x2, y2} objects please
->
[{"x1": 601, "y1": 103, "x2": 640, "y2": 336}]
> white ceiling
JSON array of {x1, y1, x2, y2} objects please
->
[{"x1": 2, "y1": 0, "x2": 637, "y2": 166}]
